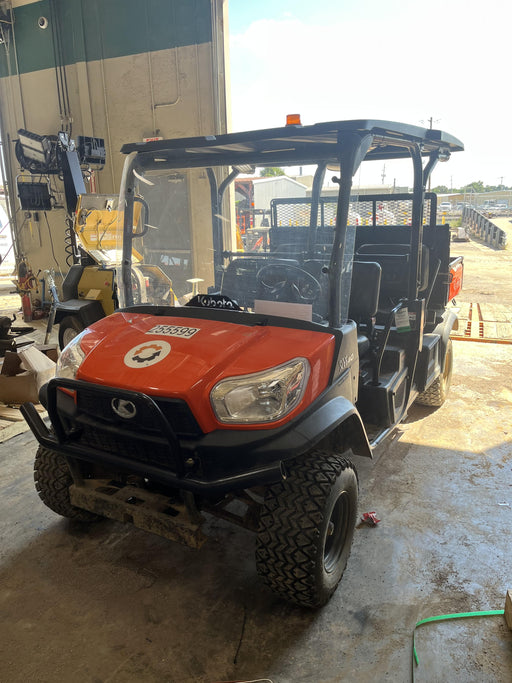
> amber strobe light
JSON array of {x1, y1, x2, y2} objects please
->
[{"x1": 286, "y1": 114, "x2": 302, "y2": 126}]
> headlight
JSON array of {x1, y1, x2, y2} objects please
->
[
  {"x1": 211, "y1": 358, "x2": 310, "y2": 424},
  {"x1": 55, "y1": 331, "x2": 87, "y2": 379}
]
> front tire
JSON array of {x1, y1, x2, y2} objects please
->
[
  {"x1": 256, "y1": 450, "x2": 358, "y2": 608},
  {"x1": 34, "y1": 446, "x2": 101, "y2": 522}
]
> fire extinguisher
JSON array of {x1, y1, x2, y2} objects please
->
[
  {"x1": 18, "y1": 260, "x2": 34, "y2": 322},
  {"x1": 22, "y1": 292, "x2": 32, "y2": 322}
]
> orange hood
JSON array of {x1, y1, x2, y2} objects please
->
[{"x1": 76, "y1": 312, "x2": 335, "y2": 432}]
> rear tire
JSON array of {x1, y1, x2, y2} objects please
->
[
  {"x1": 58, "y1": 315, "x2": 84, "y2": 350},
  {"x1": 256, "y1": 450, "x2": 358, "y2": 608},
  {"x1": 416, "y1": 338, "x2": 453, "y2": 407},
  {"x1": 34, "y1": 446, "x2": 101, "y2": 522}
]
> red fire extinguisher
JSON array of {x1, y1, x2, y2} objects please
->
[
  {"x1": 18, "y1": 261, "x2": 34, "y2": 322},
  {"x1": 22, "y1": 292, "x2": 32, "y2": 322}
]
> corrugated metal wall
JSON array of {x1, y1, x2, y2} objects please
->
[
  {"x1": 0, "y1": 0, "x2": 228, "y2": 290},
  {"x1": 253, "y1": 177, "x2": 308, "y2": 211}
]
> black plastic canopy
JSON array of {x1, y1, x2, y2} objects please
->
[{"x1": 121, "y1": 119, "x2": 464, "y2": 170}]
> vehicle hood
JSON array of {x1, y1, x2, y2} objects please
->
[{"x1": 76, "y1": 312, "x2": 335, "y2": 432}]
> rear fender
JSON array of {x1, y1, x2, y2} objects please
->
[
  {"x1": 433, "y1": 307, "x2": 458, "y2": 365},
  {"x1": 53, "y1": 299, "x2": 105, "y2": 327}
]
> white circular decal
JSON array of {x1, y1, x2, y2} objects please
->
[{"x1": 124, "y1": 340, "x2": 171, "y2": 368}]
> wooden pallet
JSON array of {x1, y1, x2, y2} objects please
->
[
  {"x1": 0, "y1": 403, "x2": 46, "y2": 443},
  {"x1": 451, "y1": 302, "x2": 512, "y2": 344}
]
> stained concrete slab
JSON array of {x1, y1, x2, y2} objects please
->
[
  {"x1": 0, "y1": 236, "x2": 512, "y2": 682},
  {"x1": 0, "y1": 342, "x2": 511, "y2": 683}
]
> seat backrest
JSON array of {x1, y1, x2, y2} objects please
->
[
  {"x1": 348, "y1": 261, "x2": 382, "y2": 321},
  {"x1": 221, "y1": 258, "x2": 261, "y2": 308},
  {"x1": 356, "y1": 243, "x2": 430, "y2": 294},
  {"x1": 268, "y1": 226, "x2": 308, "y2": 253}
]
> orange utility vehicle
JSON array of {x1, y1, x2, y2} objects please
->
[{"x1": 22, "y1": 119, "x2": 464, "y2": 607}]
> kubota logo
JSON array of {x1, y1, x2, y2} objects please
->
[
  {"x1": 111, "y1": 398, "x2": 137, "y2": 419},
  {"x1": 124, "y1": 340, "x2": 171, "y2": 368}
]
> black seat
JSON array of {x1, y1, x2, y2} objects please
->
[
  {"x1": 221, "y1": 258, "x2": 261, "y2": 309},
  {"x1": 348, "y1": 261, "x2": 382, "y2": 357},
  {"x1": 355, "y1": 243, "x2": 429, "y2": 312},
  {"x1": 268, "y1": 226, "x2": 308, "y2": 253}
]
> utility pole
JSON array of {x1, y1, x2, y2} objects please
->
[{"x1": 421, "y1": 116, "x2": 439, "y2": 130}]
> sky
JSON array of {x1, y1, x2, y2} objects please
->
[{"x1": 228, "y1": 0, "x2": 510, "y2": 190}]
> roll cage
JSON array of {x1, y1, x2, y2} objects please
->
[{"x1": 118, "y1": 119, "x2": 463, "y2": 327}]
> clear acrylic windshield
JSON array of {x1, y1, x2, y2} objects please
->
[{"x1": 116, "y1": 161, "x2": 362, "y2": 326}]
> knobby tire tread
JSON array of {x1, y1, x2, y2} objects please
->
[
  {"x1": 256, "y1": 451, "x2": 357, "y2": 608},
  {"x1": 34, "y1": 446, "x2": 100, "y2": 522},
  {"x1": 416, "y1": 339, "x2": 453, "y2": 407},
  {"x1": 415, "y1": 376, "x2": 446, "y2": 406}
]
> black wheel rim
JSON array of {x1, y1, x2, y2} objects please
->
[{"x1": 324, "y1": 489, "x2": 351, "y2": 573}]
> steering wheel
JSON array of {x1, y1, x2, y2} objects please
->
[{"x1": 257, "y1": 264, "x2": 322, "y2": 304}]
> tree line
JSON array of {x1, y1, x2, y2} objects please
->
[
  {"x1": 432, "y1": 181, "x2": 511, "y2": 194},
  {"x1": 258, "y1": 169, "x2": 511, "y2": 195}
]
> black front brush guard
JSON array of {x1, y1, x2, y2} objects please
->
[{"x1": 21, "y1": 378, "x2": 285, "y2": 496}]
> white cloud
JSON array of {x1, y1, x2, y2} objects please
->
[{"x1": 229, "y1": 2, "x2": 512, "y2": 187}]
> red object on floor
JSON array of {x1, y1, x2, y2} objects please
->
[{"x1": 361, "y1": 511, "x2": 381, "y2": 526}]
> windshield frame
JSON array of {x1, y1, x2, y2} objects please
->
[{"x1": 117, "y1": 119, "x2": 464, "y2": 327}]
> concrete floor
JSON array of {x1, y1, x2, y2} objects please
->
[{"x1": 0, "y1": 238, "x2": 511, "y2": 682}]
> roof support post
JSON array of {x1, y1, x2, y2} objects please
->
[
  {"x1": 422, "y1": 152, "x2": 439, "y2": 191},
  {"x1": 120, "y1": 152, "x2": 138, "y2": 306},
  {"x1": 208, "y1": 166, "x2": 239, "y2": 290},
  {"x1": 308, "y1": 162, "x2": 326, "y2": 254},
  {"x1": 408, "y1": 143, "x2": 424, "y2": 300},
  {"x1": 206, "y1": 167, "x2": 223, "y2": 289},
  {"x1": 329, "y1": 132, "x2": 373, "y2": 328}
]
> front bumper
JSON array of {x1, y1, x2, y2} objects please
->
[{"x1": 22, "y1": 376, "x2": 361, "y2": 495}]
